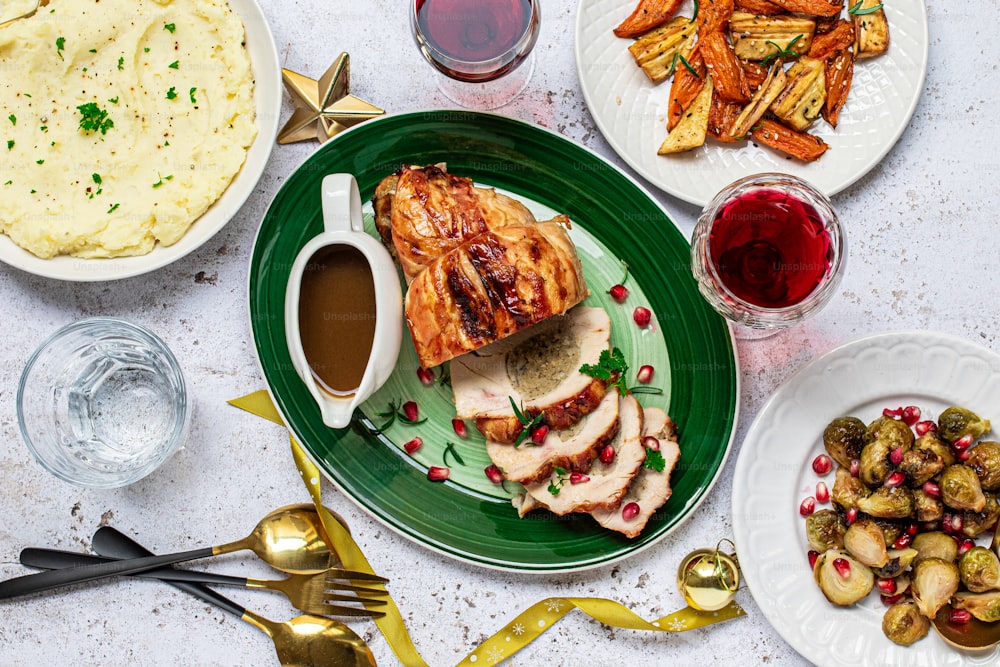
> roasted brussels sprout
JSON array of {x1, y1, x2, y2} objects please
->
[
  {"x1": 865, "y1": 415, "x2": 915, "y2": 451},
  {"x1": 937, "y1": 406, "x2": 991, "y2": 443},
  {"x1": 831, "y1": 465, "x2": 869, "y2": 512},
  {"x1": 844, "y1": 519, "x2": 889, "y2": 568},
  {"x1": 859, "y1": 439, "x2": 894, "y2": 488},
  {"x1": 823, "y1": 416, "x2": 867, "y2": 468},
  {"x1": 953, "y1": 591, "x2": 1000, "y2": 623},
  {"x1": 856, "y1": 486, "x2": 915, "y2": 519},
  {"x1": 881, "y1": 600, "x2": 930, "y2": 646},
  {"x1": 898, "y1": 448, "x2": 945, "y2": 486},
  {"x1": 941, "y1": 464, "x2": 987, "y2": 512},
  {"x1": 873, "y1": 548, "x2": 919, "y2": 579},
  {"x1": 911, "y1": 557, "x2": 960, "y2": 619},
  {"x1": 912, "y1": 488, "x2": 945, "y2": 523},
  {"x1": 913, "y1": 432, "x2": 956, "y2": 467},
  {"x1": 806, "y1": 509, "x2": 847, "y2": 552},
  {"x1": 958, "y1": 546, "x2": 1000, "y2": 593},
  {"x1": 813, "y1": 549, "x2": 874, "y2": 606},
  {"x1": 967, "y1": 441, "x2": 1000, "y2": 491},
  {"x1": 911, "y1": 531, "x2": 958, "y2": 564},
  {"x1": 872, "y1": 518, "x2": 904, "y2": 548},
  {"x1": 961, "y1": 492, "x2": 1000, "y2": 538}
]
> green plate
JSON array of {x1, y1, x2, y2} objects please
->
[{"x1": 248, "y1": 111, "x2": 738, "y2": 572}]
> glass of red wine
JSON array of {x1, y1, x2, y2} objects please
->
[
  {"x1": 411, "y1": 0, "x2": 540, "y2": 109},
  {"x1": 690, "y1": 173, "x2": 846, "y2": 338}
]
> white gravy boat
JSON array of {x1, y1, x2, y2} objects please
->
[{"x1": 284, "y1": 173, "x2": 403, "y2": 429}]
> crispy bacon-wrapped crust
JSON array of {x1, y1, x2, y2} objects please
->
[
  {"x1": 389, "y1": 165, "x2": 536, "y2": 282},
  {"x1": 405, "y1": 219, "x2": 588, "y2": 368}
]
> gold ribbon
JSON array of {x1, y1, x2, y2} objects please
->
[{"x1": 229, "y1": 390, "x2": 745, "y2": 666}]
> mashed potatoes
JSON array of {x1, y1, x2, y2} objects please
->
[{"x1": 0, "y1": 0, "x2": 257, "y2": 258}]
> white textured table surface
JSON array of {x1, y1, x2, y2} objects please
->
[{"x1": 1, "y1": 1, "x2": 997, "y2": 665}]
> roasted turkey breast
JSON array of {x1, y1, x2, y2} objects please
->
[
  {"x1": 450, "y1": 306, "x2": 609, "y2": 442},
  {"x1": 405, "y1": 221, "x2": 588, "y2": 369},
  {"x1": 387, "y1": 164, "x2": 537, "y2": 282}
]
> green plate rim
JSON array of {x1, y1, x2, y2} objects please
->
[{"x1": 247, "y1": 110, "x2": 739, "y2": 573}]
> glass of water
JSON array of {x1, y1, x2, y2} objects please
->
[{"x1": 17, "y1": 317, "x2": 189, "y2": 489}]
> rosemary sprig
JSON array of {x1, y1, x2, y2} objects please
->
[
  {"x1": 665, "y1": 52, "x2": 700, "y2": 79},
  {"x1": 509, "y1": 397, "x2": 545, "y2": 447},
  {"x1": 760, "y1": 34, "x2": 804, "y2": 66},
  {"x1": 371, "y1": 399, "x2": 426, "y2": 434},
  {"x1": 443, "y1": 441, "x2": 465, "y2": 467},
  {"x1": 848, "y1": 0, "x2": 883, "y2": 15}
]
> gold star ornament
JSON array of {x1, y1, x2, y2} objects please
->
[{"x1": 277, "y1": 52, "x2": 385, "y2": 144}]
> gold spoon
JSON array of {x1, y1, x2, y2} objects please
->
[
  {"x1": 0, "y1": 0, "x2": 47, "y2": 29},
  {"x1": 95, "y1": 518, "x2": 376, "y2": 667},
  {"x1": 0, "y1": 504, "x2": 343, "y2": 599},
  {"x1": 932, "y1": 522, "x2": 1000, "y2": 651}
]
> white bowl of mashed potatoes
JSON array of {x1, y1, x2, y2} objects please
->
[{"x1": 0, "y1": 0, "x2": 280, "y2": 281}]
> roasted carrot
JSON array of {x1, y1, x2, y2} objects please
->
[
  {"x1": 749, "y1": 118, "x2": 829, "y2": 161},
  {"x1": 707, "y1": 90, "x2": 745, "y2": 142},
  {"x1": 822, "y1": 48, "x2": 854, "y2": 127},
  {"x1": 734, "y1": 0, "x2": 787, "y2": 14},
  {"x1": 666, "y1": 47, "x2": 707, "y2": 130},
  {"x1": 808, "y1": 19, "x2": 855, "y2": 60},
  {"x1": 613, "y1": 0, "x2": 685, "y2": 38},
  {"x1": 699, "y1": 31, "x2": 750, "y2": 104},
  {"x1": 767, "y1": 0, "x2": 843, "y2": 17},
  {"x1": 695, "y1": 0, "x2": 734, "y2": 35}
]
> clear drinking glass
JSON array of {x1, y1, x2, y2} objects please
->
[
  {"x1": 411, "y1": 0, "x2": 540, "y2": 109},
  {"x1": 690, "y1": 173, "x2": 846, "y2": 336},
  {"x1": 17, "y1": 317, "x2": 190, "y2": 489}
]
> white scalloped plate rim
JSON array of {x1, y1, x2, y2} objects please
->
[
  {"x1": 732, "y1": 330, "x2": 1000, "y2": 667},
  {"x1": 574, "y1": 0, "x2": 930, "y2": 206}
]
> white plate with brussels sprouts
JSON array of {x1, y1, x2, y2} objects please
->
[{"x1": 732, "y1": 330, "x2": 1000, "y2": 667}]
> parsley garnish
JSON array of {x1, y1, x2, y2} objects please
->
[
  {"x1": 107, "y1": 203, "x2": 120, "y2": 214},
  {"x1": 168, "y1": 60, "x2": 179, "y2": 69},
  {"x1": 166, "y1": 87, "x2": 178, "y2": 100},
  {"x1": 108, "y1": 96, "x2": 119, "y2": 104},
  {"x1": 6, "y1": 140, "x2": 12, "y2": 150},
  {"x1": 189, "y1": 87, "x2": 197, "y2": 103},
  {"x1": 761, "y1": 35, "x2": 804, "y2": 66},
  {"x1": 580, "y1": 347, "x2": 630, "y2": 396},
  {"x1": 443, "y1": 442, "x2": 465, "y2": 467},
  {"x1": 144, "y1": 47, "x2": 150, "y2": 53},
  {"x1": 117, "y1": 56, "x2": 124, "y2": 71},
  {"x1": 848, "y1": 0, "x2": 883, "y2": 15},
  {"x1": 55, "y1": 36, "x2": 65, "y2": 59},
  {"x1": 89, "y1": 173, "x2": 103, "y2": 198},
  {"x1": 77, "y1": 103, "x2": 114, "y2": 134},
  {"x1": 509, "y1": 396, "x2": 545, "y2": 447},
  {"x1": 35, "y1": 159, "x2": 44, "y2": 165},
  {"x1": 89, "y1": 48, "x2": 97, "y2": 53},
  {"x1": 547, "y1": 467, "x2": 569, "y2": 496},
  {"x1": 3, "y1": 180, "x2": 11, "y2": 186},
  {"x1": 644, "y1": 448, "x2": 666, "y2": 472},
  {"x1": 152, "y1": 173, "x2": 173, "y2": 188},
  {"x1": 164, "y1": 23, "x2": 176, "y2": 33},
  {"x1": 39, "y1": 125, "x2": 47, "y2": 132},
  {"x1": 8, "y1": 114, "x2": 16, "y2": 125}
]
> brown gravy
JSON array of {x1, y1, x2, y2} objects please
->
[{"x1": 298, "y1": 245, "x2": 377, "y2": 396}]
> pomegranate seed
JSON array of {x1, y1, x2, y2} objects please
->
[
  {"x1": 531, "y1": 425, "x2": 549, "y2": 445},
  {"x1": 799, "y1": 496, "x2": 816, "y2": 516},
  {"x1": 915, "y1": 420, "x2": 937, "y2": 436},
  {"x1": 569, "y1": 472, "x2": 590, "y2": 484},
  {"x1": 949, "y1": 609, "x2": 972, "y2": 625},
  {"x1": 850, "y1": 459, "x2": 861, "y2": 477},
  {"x1": 958, "y1": 449, "x2": 972, "y2": 462},
  {"x1": 452, "y1": 419, "x2": 468, "y2": 438},
  {"x1": 599, "y1": 444, "x2": 616, "y2": 465},
  {"x1": 636, "y1": 364, "x2": 654, "y2": 384},
  {"x1": 906, "y1": 522, "x2": 919, "y2": 536},
  {"x1": 884, "y1": 471, "x2": 906, "y2": 488},
  {"x1": 811, "y1": 454, "x2": 833, "y2": 476},
  {"x1": 883, "y1": 407, "x2": 903, "y2": 419},
  {"x1": 890, "y1": 447, "x2": 904, "y2": 465},
  {"x1": 633, "y1": 306, "x2": 652, "y2": 328},
  {"x1": 876, "y1": 577, "x2": 897, "y2": 596},
  {"x1": 621, "y1": 502, "x2": 640, "y2": 521},
  {"x1": 416, "y1": 367, "x2": 435, "y2": 386},
  {"x1": 958, "y1": 538, "x2": 976, "y2": 556},
  {"x1": 833, "y1": 557, "x2": 852, "y2": 579},
  {"x1": 901, "y1": 406, "x2": 921, "y2": 426},
  {"x1": 402, "y1": 400, "x2": 419, "y2": 422},
  {"x1": 815, "y1": 482, "x2": 830, "y2": 504},
  {"x1": 943, "y1": 513, "x2": 964, "y2": 534},
  {"x1": 403, "y1": 437, "x2": 423, "y2": 454},
  {"x1": 808, "y1": 550, "x2": 820, "y2": 569},
  {"x1": 427, "y1": 466, "x2": 450, "y2": 482},
  {"x1": 953, "y1": 434, "x2": 974, "y2": 451},
  {"x1": 484, "y1": 464, "x2": 504, "y2": 484},
  {"x1": 881, "y1": 593, "x2": 905, "y2": 606},
  {"x1": 845, "y1": 507, "x2": 859, "y2": 526},
  {"x1": 609, "y1": 284, "x2": 629, "y2": 303},
  {"x1": 893, "y1": 533, "x2": 913, "y2": 549},
  {"x1": 922, "y1": 480, "x2": 942, "y2": 498},
  {"x1": 642, "y1": 435, "x2": 661, "y2": 451}
]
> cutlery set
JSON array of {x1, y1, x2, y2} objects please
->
[{"x1": 0, "y1": 505, "x2": 386, "y2": 667}]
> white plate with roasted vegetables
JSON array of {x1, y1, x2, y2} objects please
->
[
  {"x1": 574, "y1": 0, "x2": 929, "y2": 206},
  {"x1": 732, "y1": 331, "x2": 1000, "y2": 666}
]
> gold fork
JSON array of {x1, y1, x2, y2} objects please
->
[
  {"x1": 19, "y1": 547, "x2": 390, "y2": 618},
  {"x1": 0, "y1": 0, "x2": 47, "y2": 29}
]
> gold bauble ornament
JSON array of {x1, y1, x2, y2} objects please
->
[{"x1": 677, "y1": 541, "x2": 741, "y2": 612}]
